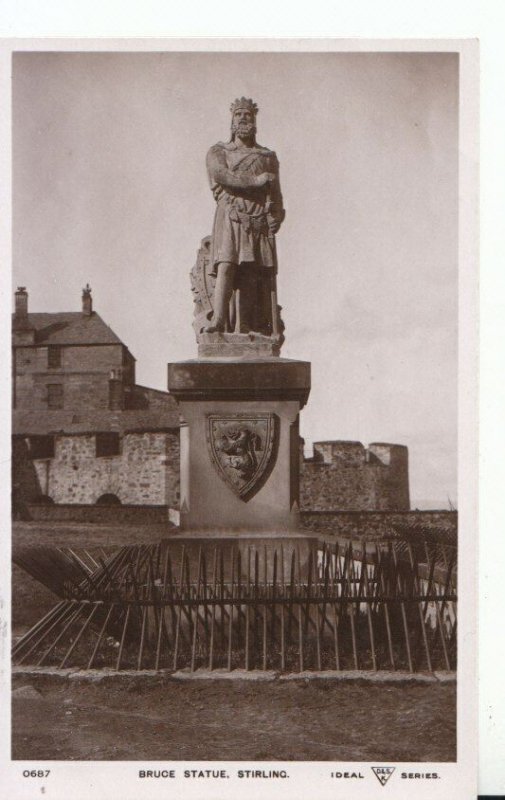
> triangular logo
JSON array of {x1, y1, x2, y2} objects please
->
[{"x1": 371, "y1": 767, "x2": 395, "y2": 786}]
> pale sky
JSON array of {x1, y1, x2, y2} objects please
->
[{"x1": 12, "y1": 51, "x2": 458, "y2": 508}]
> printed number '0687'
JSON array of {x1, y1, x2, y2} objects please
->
[{"x1": 23, "y1": 770, "x2": 51, "y2": 778}]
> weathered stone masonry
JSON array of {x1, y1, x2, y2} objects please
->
[
  {"x1": 17, "y1": 433, "x2": 409, "y2": 513},
  {"x1": 300, "y1": 440, "x2": 410, "y2": 511},
  {"x1": 14, "y1": 429, "x2": 180, "y2": 507},
  {"x1": 33, "y1": 431, "x2": 179, "y2": 506}
]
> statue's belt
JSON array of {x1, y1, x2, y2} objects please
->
[{"x1": 227, "y1": 205, "x2": 268, "y2": 234}]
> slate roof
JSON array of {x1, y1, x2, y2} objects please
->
[
  {"x1": 13, "y1": 401, "x2": 181, "y2": 436},
  {"x1": 13, "y1": 311, "x2": 124, "y2": 347}
]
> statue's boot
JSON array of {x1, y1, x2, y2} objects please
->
[{"x1": 203, "y1": 320, "x2": 225, "y2": 333}]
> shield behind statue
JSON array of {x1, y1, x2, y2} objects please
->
[
  {"x1": 206, "y1": 413, "x2": 278, "y2": 500},
  {"x1": 190, "y1": 236, "x2": 215, "y2": 335}
]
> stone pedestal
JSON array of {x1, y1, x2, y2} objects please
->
[
  {"x1": 161, "y1": 532, "x2": 317, "y2": 582},
  {"x1": 197, "y1": 331, "x2": 282, "y2": 359},
  {"x1": 167, "y1": 358, "x2": 310, "y2": 536}
]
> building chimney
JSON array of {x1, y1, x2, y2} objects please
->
[
  {"x1": 82, "y1": 283, "x2": 92, "y2": 316},
  {"x1": 13, "y1": 287, "x2": 35, "y2": 339},
  {"x1": 14, "y1": 287, "x2": 28, "y2": 319}
]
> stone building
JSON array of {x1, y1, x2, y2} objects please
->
[
  {"x1": 13, "y1": 285, "x2": 137, "y2": 413},
  {"x1": 12, "y1": 286, "x2": 180, "y2": 511},
  {"x1": 12, "y1": 287, "x2": 410, "y2": 517}
]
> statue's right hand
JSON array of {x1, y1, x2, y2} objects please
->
[{"x1": 254, "y1": 172, "x2": 276, "y2": 187}]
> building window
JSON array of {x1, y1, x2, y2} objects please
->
[
  {"x1": 29, "y1": 435, "x2": 55, "y2": 459},
  {"x1": 96, "y1": 432, "x2": 121, "y2": 458},
  {"x1": 47, "y1": 383, "x2": 63, "y2": 409},
  {"x1": 47, "y1": 346, "x2": 61, "y2": 368}
]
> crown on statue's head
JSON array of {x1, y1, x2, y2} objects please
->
[{"x1": 230, "y1": 97, "x2": 258, "y2": 116}]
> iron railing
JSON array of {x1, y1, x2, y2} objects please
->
[{"x1": 13, "y1": 539, "x2": 457, "y2": 673}]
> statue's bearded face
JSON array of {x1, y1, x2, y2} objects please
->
[{"x1": 231, "y1": 108, "x2": 256, "y2": 140}]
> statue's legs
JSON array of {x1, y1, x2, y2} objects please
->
[
  {"x1": 235, "y1": 264, "x2": 258, "y2": 333},
  {"x1": 205, "y1": 261, "x2": 236, "y2": 332},
  {"x1": 205, "y1": 262, "x2": 266, "y2": 335}
]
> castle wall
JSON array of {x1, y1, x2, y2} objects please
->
[
  {"x1": 25, "y1": 504, "x2": 172, "y2": 525},
  {"x1": 15, "y1": 430, "x2": 179, "y2": 506},
  {"x1": 300, "y1": 441, "x2": 410, "y2": 511},
  {"x1": 301, "y1": 509, "x2": 456, "y2": 542},
  {"x1": 14, "y1": 434, "x2": 410, "y2": 514}
]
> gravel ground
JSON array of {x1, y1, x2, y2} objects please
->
[{"x1": 12, "y1": 675, "x2": 456, "y2": 762}]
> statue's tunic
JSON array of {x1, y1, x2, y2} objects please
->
[{"x1": 206, "y1": 141, "x2": 285, "y2": 274}]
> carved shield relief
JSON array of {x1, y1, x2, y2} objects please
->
[{"x1": 206, "y1": 413, "x2": 278, "y2": 500}]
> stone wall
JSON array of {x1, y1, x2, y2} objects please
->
[
  {"x1": 14, "y1": 343, "x2": 126, "y2": 411},
  {"x1": 301, "y1": 510, "x2": 457, "y2": 543},
  {"x1": 20, "y1": 504, "x2": 455, "y2": 538},
  {"x1": 25, "y1": 504, "x2": 171, "y2": 525},
  {"x1": 300, "y1": 440, "x2": 410, "y2": 511},
  {"x1": 14, "y1": 434, "x2": 413, "y2": 514},
  {"x1": 15, "y1": 430, "x2": 180, "y2": 506}
]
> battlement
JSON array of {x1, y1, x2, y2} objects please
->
[
  {"x1": 310, "y1": 440, "x2": 408, "y2": 468},
  {"x1": 368, "y1": 442, "x2": 409, "y2": 467},
  {"x1": 301, "y1": 439, "x2": 410, "y2": 512},
  {"x1": 312, "y1": 440, "x2": 366, "y2": 466}
]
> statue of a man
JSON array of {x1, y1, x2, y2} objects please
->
[{"x1": 204, "y1": 98, "x2": 285, "y2": 335}]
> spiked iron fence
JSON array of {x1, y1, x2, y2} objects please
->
[{"x1": 13, "y1": 539, "x2": 457, "y2": 673}]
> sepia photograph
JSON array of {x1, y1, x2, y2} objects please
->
[{"x1": 2, "y1": 38, "x2": 479, "y2": 799}]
